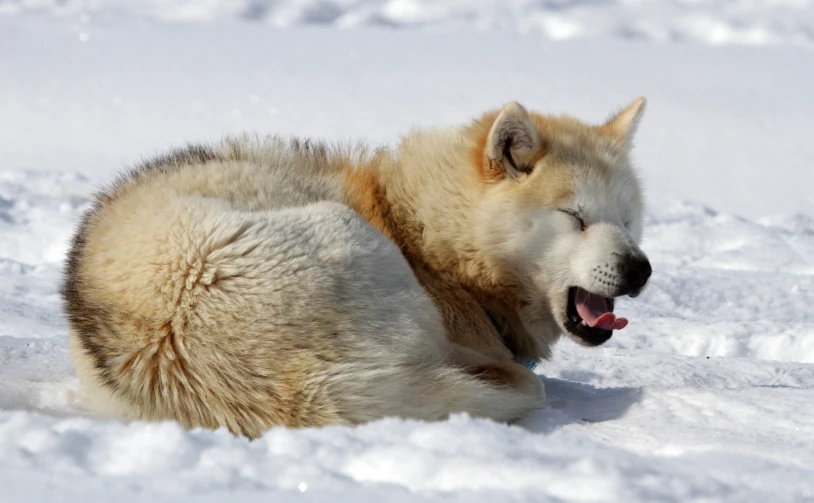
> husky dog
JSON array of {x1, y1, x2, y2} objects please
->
[{"x1": 63, "y1": 99, "x2": 651, "y2": 438}]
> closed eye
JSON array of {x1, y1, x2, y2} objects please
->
[{"x1": 558, "y1": 208, "x2": 586, "y2": 231}]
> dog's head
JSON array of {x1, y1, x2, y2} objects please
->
[{"x1": 470, "y1": 98, "x2": 650, "y2": 347}]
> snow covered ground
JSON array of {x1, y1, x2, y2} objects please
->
[
  {"x1": 2, "y1": 3, "x2": 814, "y2": 502},
  {"x1": 4, "y1": 0, "x2": 814, "y2": 47}
]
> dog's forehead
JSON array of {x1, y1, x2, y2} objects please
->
[
  {"x1": 572, "y1": 166, "x2": 640, "y2": 220},
  {"x1": 548, "y1": 134, "x2": 638, "y2": 215},
  {"x1": 523, "y1": 112, "x2": 641, "y2": 217}
]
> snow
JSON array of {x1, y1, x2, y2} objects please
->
[
  {"x1": 1, "y1": 3, "x2": 814, "y2": 502},
  {"x1": 3, "y1": 0, "x2": 814, "y2": 47}
]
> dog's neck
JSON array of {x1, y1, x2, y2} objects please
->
[
  {"x1": 378, "y1": 128, "x2": 511, "y2": 291},
  {"x1": 343, "y1": 128, "x2": 546, "y2": 361}
]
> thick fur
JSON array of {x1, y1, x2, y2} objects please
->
[{"x1": 63, "y1": 100, "x2": 648, "y2": 438}]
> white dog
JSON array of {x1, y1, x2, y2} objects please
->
[{"x1": 63, "y1": 99, "x2": 651, "y2": 438}]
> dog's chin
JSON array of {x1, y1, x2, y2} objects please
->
[{"x1": 557, "y1": 287, "x2": 615, "y2": 347}]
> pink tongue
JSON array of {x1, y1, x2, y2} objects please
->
[{"x1": 574, "y1": 289, "x2": 629, "y2": 331}]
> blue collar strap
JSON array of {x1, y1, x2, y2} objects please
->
[
  {"x1": 486, "y1": 310, "x2": 538, "y2": 372},
  {"x1": 516, "y1": 358, "x2": 537, "y2": 371}
]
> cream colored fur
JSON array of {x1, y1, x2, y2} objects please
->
[{"x1": 63, "y1": 100, "x2": 648, "y2": 438}]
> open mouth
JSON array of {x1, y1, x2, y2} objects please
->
[{"x1": 564, "y1": 287, "x2": 629, "y2": 346}]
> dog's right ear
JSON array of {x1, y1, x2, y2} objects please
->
[
  {"x1": 485, "y1": 102, "x2": 541, "y2": 180},
  {"x1": 601, "y1": 96, "x2": 646, "y2": 145}
]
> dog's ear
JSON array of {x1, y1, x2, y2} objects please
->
[
  {"x1": 486, "y1": 102, "x2": 541, "y2": 179},
  {"x1": 602, "y1": 96, "x2": 646, "y2": 144}
]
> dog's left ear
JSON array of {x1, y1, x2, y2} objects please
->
[
  {"x1": 602, "y1": 96, "x2": 646, "y2": 144},
  {"x1": 486, "y1": 102, "x2": 542, "y2": 179}
]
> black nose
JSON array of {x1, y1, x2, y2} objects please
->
[{"x1": 623, "y1": 255, "x2": 651, "y2": 292}]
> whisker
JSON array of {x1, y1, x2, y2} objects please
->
[
  {"x1": 641, "y1": 280, "x2": 668, "y2": 294},
  {"x1": 651, "y1": 270, "x2": 677, "y2": 281},
  {"x1": 647, "y1": 285, "x2": 663, "y2": 297}
]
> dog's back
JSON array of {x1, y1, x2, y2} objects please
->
[{"x1": 63, "y1": 135, "x2": 544, "y2": 437}]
